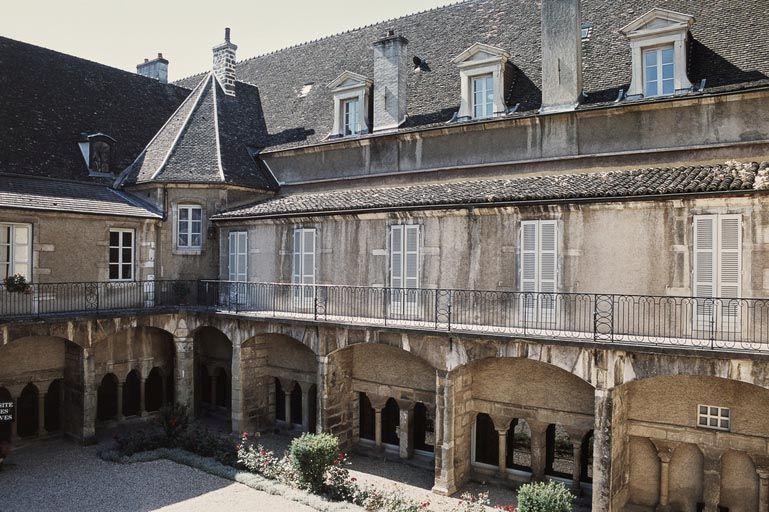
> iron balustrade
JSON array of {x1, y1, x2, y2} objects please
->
[{"x1": 2, "y1": 280, "x2": 769, "y2": 351}]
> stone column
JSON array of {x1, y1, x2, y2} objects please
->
[
  {"x1": 37, "y1": 391, "x2": 46, "y2": 435},
  {"x1": 301, "y1": 383, "x2": 312, "y2": 433},
  {"x1": 592, "y1": 387, "x2": 613, "y2": 512},
  {"x1": 491, "y1": 415, "x2": 513, "y2": 478},
  {"x1": 702, "y1": 448, "x2": 723, "y2": 512},
  {"x1": 278, "y1": 379, "x2": 295, "y2": 429},
  {"x1": 653, "y1": 441, "x2": 676, "y2": 512},
  {"x1": 529, "y1": 420, "x2": 549, "y2": 481},
  {"x1": 757, "y1": 467, "x2": 769, "y2": 512},
  {"x1": 368, "y1": 395, "x2": 389, "y2": 452},
  {"x1": 139, "y1": 377, "x2": 146, "y2": 417},
  {"x1": 572, "y1": 438, "x2": 583, "y2": 494},
  {"x1": 173, "y1": 336, "x2": 194, "y2": 412},
  {"x1": 230, "y1": 342, "x2": 243, "y2": 433},
  {"x1": 397, "y1": 399, "x2": 415, "y2": 460},
  {"x1": 116, "y1": 382, "x2": 124, "y2": 421},
  {"x1": 432, "y1": 370, "x2": 458, "y2": 496}
]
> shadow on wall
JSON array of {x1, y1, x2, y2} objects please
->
[{"x1": 689, "y1": 38, "x2": 768, "y2": 88}]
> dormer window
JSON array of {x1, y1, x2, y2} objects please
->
[
  {"x1": 451, "y1": 43, "x2": 510, "y2": 120},
  {"x1": 620, "y1": 8, "x2": 694, "y2": 99},
  {"x1": 327, "y1": 71, "x2": 372, "y2": 137},
  {"x1": 78, "y1": 133, "x2": 116, "y2": 176}
]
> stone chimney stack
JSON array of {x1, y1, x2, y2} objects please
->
[
  {"x1": 372, "y1": 29, "x2": 409, "y2": 132},
  {"x1": 213, "y1": 27, "x2": 237, "y2": 96},
  {"x1": 136, "y1": 53, "x2": 169, "y2": 83},
  {"x1": 540, "y1": 0, "x2": 583, "y2": 113}
]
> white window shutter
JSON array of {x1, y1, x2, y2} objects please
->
[
  {"x1": 228, "y1": 232, "x2": 247, "y2": 282},
  {"x1": 228, "y1": 232, "x2": 237, "y2": 281},
  {"x1": 693, "y1": 216, "x2": 717, "y2": 299},
  {"x1": 404, "y1": 225, "x2": 419, "y2": 289},
  {"x1": 391, "y1": 225, "x2": 403, "y2": 289},
  {"x1": 520, "y1": 221, "x2": 538, "y2": 293},
  {"x1": 718, "y1": 215, "x2": 741, "y2": 318},
  {"x1": 302, "y1": 229, "x2": 316, "y2": 285},
  {"x1": 538, "y1": 221, "x2": 557, "y2": 294},
  {"x1": 12, "y1": 225, "x2": 31, "y2": 281},
  {"x1": 292, "y1": 229, "x2": 302, "y2": 285}
]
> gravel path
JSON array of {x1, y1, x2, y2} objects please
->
[{"x1": 0, "y1": 437, "x2": 314, "y2": 512}]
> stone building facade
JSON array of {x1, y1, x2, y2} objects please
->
[{"x1": 3, "y1": 1, "x2": 769, "y2": 511}]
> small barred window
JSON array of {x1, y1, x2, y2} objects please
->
[{"x1": 698, "y1": 405, "x2": 730, "y2": 431}]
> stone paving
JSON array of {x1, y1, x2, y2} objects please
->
[{"x1": 0, "y1": 436, "x2": 314, "y2": 512}]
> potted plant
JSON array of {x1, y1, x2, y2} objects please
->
[{"x1": 3, "y1": 274, "x2": 31, "y2": 294}]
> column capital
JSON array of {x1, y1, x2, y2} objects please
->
[
  {"x1": 367, "y1": 394, "x2": 389, "y2": 410},
  {"x1": 395, "y1": 399, "x2": 416, "y2": 412},
  {"x1": 757, "y1": 467, "x2": 769, "y2": 480},
  {"x1": 527, "y1": 419, "x2": 550, "y2": 435},
  {"x1": 489, "y1": 414, "x2": 513, "y2": 433},
  {"x1": 278, "y1": 378, "x2": 296, "y2": 393},
  {"x1": 651, "y1": 440, "x2": 677, "y2": 464}
]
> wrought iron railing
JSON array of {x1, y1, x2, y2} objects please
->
[{"x1": 2, "y1": 280, "x2": 769, "y2": 351}]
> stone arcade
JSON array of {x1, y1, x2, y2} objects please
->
[{"x1": 3, "y1": 1, "x2": 769, "y2": 511}]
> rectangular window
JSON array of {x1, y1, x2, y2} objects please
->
[
  {"x1": 177, "y1": 205, "x2": 203, "y2": 249},
  {"x1": 292, "y1": 228, "x2": 316, "y2": 302},
  {"x1": 693, "y1": 214, "x2": 742, "y2": 328},
  {"x1": 109, "y1": 229, "x2": 134, "y2": 281},
  {"x1": 643, "y1": 45, "x2": 675, "y2": 97},
  {"x1": 228, "y1": 231, "x2": 248, "y2": 282},
  {"x1": 342, "y1": 98, "x2": 360, "y2": 135},
  {"x1": 698, "y1": 404, "x2": 730, "y2": 431},
  {"x1": 472, "y1": 74, "x2": 494, "y2": 119},
  {"x1": 0, "y1": 223, "x2": 32, "y2": 281},
  {"x1": 520, "y1": 220, "x2": 558, "y2": 318},
  {"x1": 390, "y1": 224, "x2": 420, "y2": 308}
]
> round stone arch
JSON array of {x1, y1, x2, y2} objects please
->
[
  {"x1": 240, "y1": 332, "x2": 319, "y2": 432},
  {"x1": 192, "y1": 325, "x2": 233, "y2": 427},
  {"x1": 0, "y1": 334, "x2": 84, "y2": 440},
  {"x1": 92, "y1": 326, "x2": 176, "y2": 382},
  {"x1": 612, "y1": 374, "x2": 769, "y2": 512}
]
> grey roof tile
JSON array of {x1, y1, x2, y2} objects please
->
[
  {"x1": 214, "y1": 161, "x2": 769, "y2": 219},
  {"x1": 0, "y1": 174, "x2": 162, "y2": 218}
]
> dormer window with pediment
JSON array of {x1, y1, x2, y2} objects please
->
[
  {"x1": 451, "y1": 43, "x2": 510, "y2": 120},
  {"x1": 327, "y1": 71, "x2": 372, "y2": 137},
  {"x1": 78, "y1": 133, "x2": 117, "y2": 176},
  {"x1": 620, "y1": 8, "x2": 695, "y2": 99}
]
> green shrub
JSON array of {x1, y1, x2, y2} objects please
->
[
  {"x1": 516, "y1": 481, "x2": 574, "y2": 512},
  {"x1": 176, "y1": 424, "x2": 238, "y2": 466},
  {"x1": 113, "y1": 427, "x2": 169, "y2": 456},
  {"x1": 158, "y1": 404, "x2": 189, "y2": 441},
  {"x1": 289, "y1": 433, "x2": 340, "y2": 493}
]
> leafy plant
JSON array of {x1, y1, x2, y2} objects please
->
[
  {"x1": 288, "y1": 433, "x2": 340, "y2": 493},
  {"x1": 113, "y1": 427, "x2": 169, "y2": 456},
  {"x1": 516, "y1": 481, "x2": 574, "y2": 512},
  {"x1": 3, "y1": 274, "x2": 31, "y2": 293},
  {"x1": 452, "y1": 492, "x2": 491, "y2": 512},
  {"x1": 158, "y1": 404, "x2": 189, "y2": 441}
]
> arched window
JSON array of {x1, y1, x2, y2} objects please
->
[
  {"x1": 506, "y1": 418, "x2": 532, "y2": 472},
  {"x1": 381, "y1": 398, "x2": 400, "y2": 446},
  {"x1": 44, "y1": 379, "x2": 63, "y2": 433},
  {"x1": 123, "y1": 370, "x2": 141, "y2": 417},
  {"x1": 145, "y1": 368, "x2": 165, "y2": 412},
  {"x1": 18, "y1": 383, "x2": 39, "y2": 437},
  {"x1": 414, "y1": 402, "x2": 435, "y2": 453},
  {"x1": 546, "y1": 424, "x2": 574, "y2": 478},
  {"x1": 358, "y1": 392, "x2": 374, "y2": 441},
  {"x1": 97, "y1": 373, "x2": 119, "y2": 422},
  {"x1": 473, "y1": 413, "x2": 498, "y2": 466}
]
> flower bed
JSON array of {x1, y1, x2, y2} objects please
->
[{"x1": 99, "y1": 405, "x2": 567, "y2": 512}]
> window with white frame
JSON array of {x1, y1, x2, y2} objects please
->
[
  {"x1": 109, "y1": 229, "x2": 134, "y2": 281},
  {"x1": 619, "y1": 8, "x2": 694, "y2": 98},
  {"x1": 292, "y1": 228, "x2": 316, "y2": 299},
  {"x1": 390, "y1": 224, "x2": 420, "y2": 307},
  {"x1": 643, "y1": 45, "x2": 675, "y2": 97},
  {"x1": 698, "y1": 405, "x2": 730, "y2": 431},
  {"x1": 177, "y1": 204, "x2": 203, "y2": 249},
  {"x1": 0, "y1": 223, "x2": 32, "y2": 281},
  {"x1": 228, "y1": 231, "x2": 248, "y2": 282},
  {"x1": 472, "y1": 74, "x2": 494, "y2": 119},
  {"x1": 520, "y1": 220, "x2": 558, "y2": 316},
  {"x1": 342, "y1": 97, "x2": 360, "y2": 135},
  {"x1": 693, "y1": 214, "x2": 741, "y2": 328}
]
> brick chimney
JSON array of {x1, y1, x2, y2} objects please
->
[
  {"x1": 539, "y1": 0, "x2": 583, "y2": 113},
  {"x1": 372, "y1": 29, "x2": 408, "y2": 132},
  {"x1": 136, "y1": 53, "x2": 169, "y2": 83},
  {"x1": 213, "y1": 28, "x2": 237, "y2": 96}
]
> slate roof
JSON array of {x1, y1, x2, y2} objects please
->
[
  {"x1": 214, "y1": 161, "x2": 769, "y2": 219},
  {"x1": 0, "y1": 174, "x2": 162, "y2": 218},
  {"x1": 175, "y1": 0, "x2": 769, "y2": 152},
  {"x1": 0, "y1": 36, "x2": 190, "y2": 182},
  {"x1": 119, "y1": 73, "x2": 277, "y2": 190}
]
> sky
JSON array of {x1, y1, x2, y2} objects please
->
[{"x1": 1, "y1": 0, "x2": 454, "y2": 81}]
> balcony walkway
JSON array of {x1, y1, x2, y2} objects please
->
[{"x1": 2, "y1": 280, "x2": 768, "y2": 353}]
